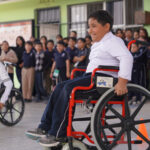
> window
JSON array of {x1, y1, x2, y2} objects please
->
[
  {"x1": 68, "y1": 2, "x2": 103, "y2": 38},
  {"x1": 37, "y1": 7, "x2": 60, "y2": 24},
  {"x1": 126, "y1": 0, "x2": 143, "y2": 25},
  {"x1": 68, "y1": 0, "x2": 143, "y2": 35},
  {"x1": 69, "y1": 4, "x2": 87, "y2": 38},
  {"x1": 106, "y1": 0, "x2": 123, "y2": 25},
  {"x1": 37, "y1": 7, "x2": 60, "y2": 41}
]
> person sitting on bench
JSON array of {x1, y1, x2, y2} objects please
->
[{"x1": 26, "y1": 10, "x2": 133, "y2": 148}]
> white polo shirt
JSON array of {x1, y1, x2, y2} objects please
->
[
  {"x1": 86, "y1": 32, "x2": 133, "y2": 80},
  {"x1": 0, "y1": 62, "x2": 10, "y2": 83}
]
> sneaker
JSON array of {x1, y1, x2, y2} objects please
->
[
  {"x1": 39, "y1": 134, "x2": 60, "y2": 147},
  {"x1": 25, "y1": 128, "x2": 47, "y2": 140}
]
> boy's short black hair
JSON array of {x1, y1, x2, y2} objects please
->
[
  {"x1": 88, "y1": 10, "x2": 113, "y2": 31},
  {"x1": 69, "y1": 37, "x2": 77, "y2": 42},
  {"x1": 35, "y1": 41, "x2": 42, "y2": 46},
  {"x1": 125, "y1": 28, "x2": 132, "y2": 32},
  {"x1": 116, "y1": 28, "x2": 123, "y2": 34},
  {"x1": 56, "y1": 34, "x2": 63, "y2": 39},
  {"x1": 25, "y1": 41, "x2": 33, "y2": 46},
  {"x1": 63, "y1": 37, "x2": 69, "y2": 41},
  {"x1": 77, "y1": 38, "x2": 86, "y2": 43},
  {"x1": 71, "y1": 31, "x2": 77, "y2": 35},
  {"x1": 85, "y1": 35, "x2": 92, "y2": 41},
  {"x1": 57, "y1": 40, "x2": 65, "y2": 46},
  {"x1": 47, "y1": 40, "x2": 54, "y2": 45}
]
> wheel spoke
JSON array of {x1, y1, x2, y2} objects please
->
[
  {"x1": 125, "y1": 95, "x2": 130, "y2": 118},
  {"x1": 102, "y1": 122, "x2": 122, "y2": 129},
  {"x1": 10, "y1": 111, "x2": 14, "y2": 123},
  {"x1": 101, "y1": 127, "x2": 109, "y2": 144},
  {"x1": 1, "y1": 109, "x2": 8, "y2": 119},
  {"x1": 127, "y1": 130, "x2": 132, "y2": 150},
  {"x1": 109, "y1": 129, "x2": 124, "y2": 149},
  {"x1": 132, "y1": 127, "x2": 150, "y2": 144},
  {"x1": 134, "y1": 119, "x2": 150, "y2": 125},
  {"x1": 12, "y1": 107, "x2": 21, "y2": 114},
  {"x1": 131, "y1": 98, "x2": 147, "y2": 119},
  {"x1": 108, "y1": 105, "x2": 124, "y2": 121},
  {"x1": 105, "y1": 122, "x2": 117, "y2": 134}
]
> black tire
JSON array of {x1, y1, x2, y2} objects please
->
[
  {"x1": 0, "y1": 88, "x2": 25, "y2": 126},
  {"x1": 91, "y1": 83, "x2": 150, "y2": 150}
]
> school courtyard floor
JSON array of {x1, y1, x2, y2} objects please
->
[{"x1": 0, "y1": 100, "x2": 150, "y2": 150}]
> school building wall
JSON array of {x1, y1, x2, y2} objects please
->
[
  {"x1": 0, "y1": 0, "x2": 101, "y2": 38},
  {"x1": 0, "y1": 0, "x2": 150, "y2": 37}
]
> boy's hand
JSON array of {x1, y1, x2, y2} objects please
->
[
  {"x1": 114, "y1": 78, "x2": 128, "y2": 96},
  {"x1": 114, "y1": 82, "x2": 128, "y2": 96},
  {"x1": 50, "y1": 73, "x2": 53, "y2": 79},
  {"x1": 19, "y1": 63, "x2": 23, "y2": 68},
  {"x1": 0, "y1": 102, "x2": 4, "y2": 110},
  {"x1": 66, "y1": 72, "x2": 70, "y2": 78}
]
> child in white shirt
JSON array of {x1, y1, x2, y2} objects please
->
[{"x1": 0, "y1": 62, "x2": 13, "y2": 109}]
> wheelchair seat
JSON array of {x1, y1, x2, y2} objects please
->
[{"x1": 75, "y1": 88, "x2": 100, "y2": 100}]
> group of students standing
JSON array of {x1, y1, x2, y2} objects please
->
[
  {"x1": 115, "y1": 27, "x2": 150, "y2": 104},
  {"x1": 0, "y1": 28, "x2": 150, "y2": 104},
  {"x1": 0, "y1": 31, "x2": 92, "y2": 103}
]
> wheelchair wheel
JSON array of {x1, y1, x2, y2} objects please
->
[
  {"x1": 91, "y1": 83, "x2": 150, "y2": 150},
  {"x1": 0, "y1": 88, "x2": 25, "y2": 126},
  {"x1": 62, "y1": 139, "x2": 88, "y2": 150}
]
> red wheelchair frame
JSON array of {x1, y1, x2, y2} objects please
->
[{"x1": 66, "y1": 66, "x2": 134, "y2": 147}]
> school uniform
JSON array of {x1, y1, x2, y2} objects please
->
[
  {"x1": 54, "y1": 50, "x2": 69, "y2": 82},
  {"x1": 22, "y1": 50, "x2": 35, "y2": 100},
  {"x1": 14, "y1": 46, "x2": 25, "y2": 91},
  {"x1": 38, "y1": 32, "x2": 133, "y2": 138},
  {"x1": 65, "y1": 47, "x2": 78, "y2": 64},
  {"x1": 74, "y1": 47, "x2": 88, "y2": 67},
  {"x1": 130, "y1": 47, "x2": 147, "y2": 101},
  {"x1": 43, "y1": 50, "x2": 54, "y2": 94},
  {"x1": 35, "y1": 51, "x2": 47, "y2": 100}
]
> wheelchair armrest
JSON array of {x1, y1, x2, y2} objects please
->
[
  {"x1": 71, "y1": 66, "x2": 86, "y2": 80},
  {"x1": 98, "y1": 65, "x2": 119, "y2": 70}
]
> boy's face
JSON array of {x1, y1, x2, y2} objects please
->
[
  {"x1": 88, "y1": 18, "x2": 110, "y2": 42},
  {"x1": 131, "y1": 43, "x2": 138, "y2": 53},
  {"x1": 68, "y1": 39, "x2": 76, "y2": 48},
  {"x1": 47, "y1": 42, "x2": 54, "y2": 51},
  {"x1": 57, "y1": 44, "x2": 64, "y2": 52},
  {"x1": 133, "y1": 32, "x2": 139, "y2": 40},
  {"x1": 85, "y1": 38, "x2": 91, "y2": 45},
  {"x1": 125, "y1": 30, "x2": 132, "y2": 39},
  {"x1": 2, "y1": 42, "x2": 9, "y2": 52},
  {"x1": 35, "y1": 44, "x2": 42, "y2": 52},
  {"x1": 77, "y1": 40, "x2": 85, "y2": 49},
  {"x1": 116, "y1": 31, "x2": 123, "y2": 38},
  {"x1": 70, "y1": 32, "x2": 76, "y2": 38},
  {"x1": 25, "y1": 44, "x2": 32, "y2": 53}
]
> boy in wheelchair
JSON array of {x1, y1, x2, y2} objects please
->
[
  {"x1": 26, "y1": 10, "x2": 133, "y2": 148},
  {"x1": 0, "y1": 61, "x2": 13, "y2": 109}
]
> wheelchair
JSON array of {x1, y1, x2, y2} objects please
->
[
  {"x1": 0, "y1": 62, "x2": 25, "y2": 126},
  {"x1": 0, "y1": 87, "x2": 25, "y2": 126},
  {"x1": 58, "y1": 65, "x2": 150, "y2": 150}
]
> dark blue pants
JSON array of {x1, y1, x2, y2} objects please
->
[
  {"x1": 35, "y1": 71, "x2": 47, "y2": 99},
  {"x1": 38, "y1": 74, "x2": 91, "y2": 137}
]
